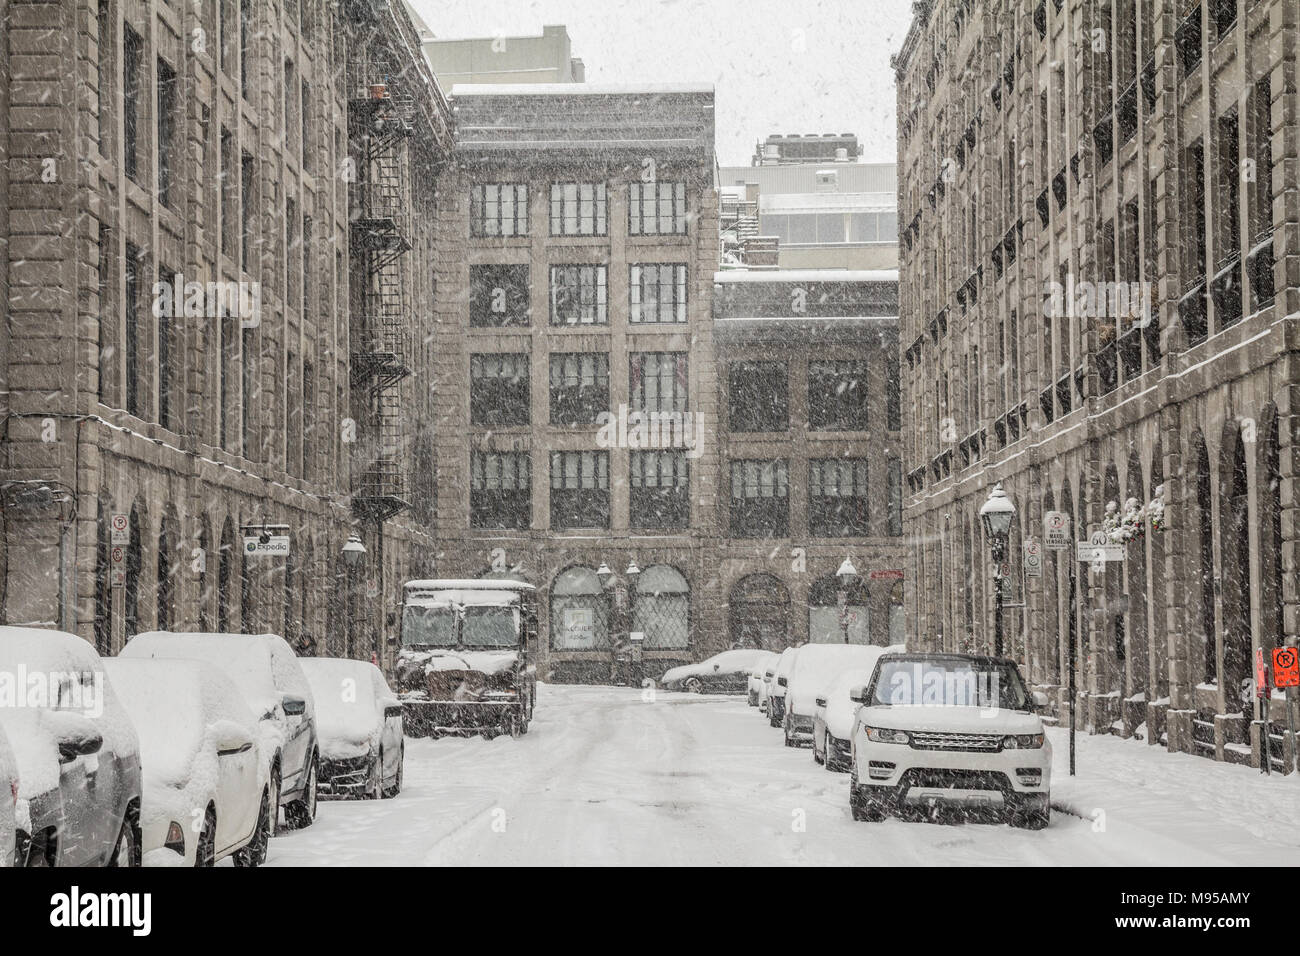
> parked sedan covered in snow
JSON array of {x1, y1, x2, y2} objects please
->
[
  {"x1": 766, "y1": 646, "x2": 801, "y2": 728},
  {"x1": 104, "y1": 658, "x2": 270, "y2": 866},
  {"x1": 661, "y1": 649, "x2": 779, "y2": 694},
  {"x1": 300, "y1": 658, "x2": 404, "y2": 800},
  {"x1": 121, "y1": 632, "x2": 319, "y2": 832},
  {"x1": 0, "y1": 626, "x2": 142, "y2": 867},
  {"x1": 746, "y1": 652, "x2": 780, "y2": 706},
  {"x1": 782, "y1": 643, "x2": 895, "y2": 747},
  {"x1": 813, "y1": 662, "x2": 886, "y2": 771}
]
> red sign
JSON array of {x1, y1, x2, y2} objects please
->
[
  {"x1": 869, "y1": 569, "x2": 905, "y2": 581},
  {"x1": 1273, "y1": 647, "x2": 1299, "y2": 689},
  {"x1": 1255, "y1": 649, "x2": 1270, "y2": 699}
]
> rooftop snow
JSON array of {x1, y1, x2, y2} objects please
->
[{"x1": 759, "y1": 191, "x2": 897, "y2": 214}]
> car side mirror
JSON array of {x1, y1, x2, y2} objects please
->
[
  {"x1": 282, "y1": 696, "x2": 307, "y2": 717},
  {"x1": 848, "y1": 684, "x2": 868, "y2": 704},
  {"x1": 815, "y1": 696, "x2": 827, "y2": 708},
  {"x1": 1032, "y1": 690, "x2": 1050, "y2": 710},
  {"x1": 58, "y1": 732, "x2": 102, "y2": 763},
  {"x1": 777, "y1": 676, "x2": 788, "y2": 687}
]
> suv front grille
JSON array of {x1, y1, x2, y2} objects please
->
[{"x1": 909, "y1": 731, "x2": 1002, "y2": 752}]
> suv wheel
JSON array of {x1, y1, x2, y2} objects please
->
[
  {"x1": 1007, "y1": 794, "x2": 1050, "y2": 830},
  {"x1": 195, "y1": 809, "x2": 217, "y2": 867},
  {"x1": 108, "y1": 805, "x2": 141, "y2": 867},
  {"x1": 284, "y1": 755, "x2": 318, "y2": 830},
  {"x1": 783, "y1": 717, "x2": 796, "y2": 747},
  {"x1": 234, "y1": 789, "x2": 270, "y2": 867},
  {"x1": 849, "y1": 770, "x2": 887, "y2": 823},
  {"x1": 383, "y1": 745, "x2": 404, "y2": 799}
]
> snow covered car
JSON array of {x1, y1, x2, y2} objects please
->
[
  {"x1": 396, "y1": 579, "x2": 538, "y2": 738},
  {"x1": 661, "y1": 649, "x2": 778, "y2": 694},
  {"x1": 300, "y1": 657, "x2": 404, "y2": 800},
  {"x1": 782, "y1": 643, "x2": 897, "y2": 747},
  {"x1": 0, "y1": 626, "x2": 142, "y2": 866},
  {"x1": 121, "y1": 632, "x2": 319, "y2": 831},
  {"x1": 813, "y1": 657, "x2": 895, "y2": 771},
  {"x1": 767, "y1": 646, "x2": 800, "y2": 728},
  {"x1": 757, "y1": 664, "x2": 777, "y2": 714},
  {"x1": 746, "y1": 653, "x2": 780, "y2": 706},
  {"x1": 847, "y1": 653, "x2": 1051, "y2": 828},
  {"x1": 0, "y1": 720, "x2": 16, "y2": 867},
  {"x1": 104, "y1": 658, "x2": 271, "y2": 867}
]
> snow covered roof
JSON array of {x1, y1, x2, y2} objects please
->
[
  {"x1": 405, "y1": 578, "x2": 534, "y2": 591},
  {"x1": 759, "y1": 191, "x2": 897, "y2": 214}
]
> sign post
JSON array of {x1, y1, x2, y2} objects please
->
[
  {"x1": 1023, "y1": 538, "x2": 1042, "y2": 578},
  {"x1": 1256, "y1": 648, "x2": 1272, "y2": 775},
  {"x1": 1042, "y1": 511, "x2": 1071, "y2": 550}
]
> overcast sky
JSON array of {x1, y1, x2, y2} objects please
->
[{"x1": 408, "y1": 0, "x2": 916, "y2": 167}]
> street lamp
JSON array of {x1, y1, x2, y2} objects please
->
[
  {"x1": 979, "y1": 483, "x2": 1017, "y2": 657},
  {"x1": 341, "y1": 532, "x2": 367, "y2": 658},
  {"x1": 342, "y1": 532, "x2": 367, "y2": 568},
  {"x1": 836, "y1": 557, "x2": 858, "y2": 644}
]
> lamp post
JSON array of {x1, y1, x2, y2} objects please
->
[
  {"x1": 979, "y1": 483, "x2": 1016, "y2": 657},
  {"x1": 341, "y1": 532, "x2": 366, "y2": 659},
  {"x1": 836, "y1": 557, "x2": 858, "y2": 644}
]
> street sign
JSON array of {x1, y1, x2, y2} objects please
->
[
  {"x1": 869, "y1": 569, "x2": 905, "y2": 580},
  {"x1": 1043, "y1": 511, "x2": 1071, "y2": 550},
  {"x1": 1077, "y1": 542, "x2": 1124, "y2": 562},
  {"x1": 1273, "y1": 647, "x2": 1299, "y2": 688},
  {"x1": 1255, "y1": 649, "x2": 1271, "y2": 699},
  {"x1": 1024, "y1": 539, "x2": 1042, "y2": 577},
  {"x1": 110, "y1": 513, "x2": 129, "y2": 546},
  {"x1": 243, "y1": 534, "x2": 290, "y2": 556},
  {"x1": 109, "y1": 545, "x2": 126, "y2": 587}
]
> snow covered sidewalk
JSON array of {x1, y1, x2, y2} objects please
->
[{"x1": 1047, "y1": 727, "x2": 1299, "y2": 865}]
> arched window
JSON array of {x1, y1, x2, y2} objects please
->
[
  {"x1": 218, "y1": 518, "x2": 235, "y2": 633},
  {"x1": 1191, "y1": 433, "x2": 1216, "y2": 683},
  {"x1": 808, "y1": 573, "x2": 870, "y2": 644},
  {"x1": 197, "y1": 517, "x2": 212, "y2": 632},
  {"x1": 729, "y1": 573, "x2": 790, "y2": 650},
  {"x1": 1221, "y1": 430, "x2": 1251, "y2": 708},
  {"x1": 125, "y1": 507, "x2": 143, "y2": 640},
  {"x1": 632, "y1": 565, "x2": 689, "y2": 649},
  {"x1": 551, "y1": 566, "x2": 609, "y2": 650},
  {"x1": 95, "y1": 495, "x2": 114, "y2": 654},
  {"x1": 157, "y1": 512, "x2": 175, "y2": 632}
]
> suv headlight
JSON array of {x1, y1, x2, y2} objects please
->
[
  {"x1": 1002, "y1": 733, "x2": 1045, "y2": 749},
  {"x1": 864, "y1": 726, "x2": 910, "y2": 745}
]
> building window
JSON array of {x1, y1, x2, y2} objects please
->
[
  {"x1": 808, "y1": 359, "x2": 869, "y2": 430},
  {"x1": 730, "y1": 459, "x2": 789, "y2": 537},
  {"x1": 470, "y1": 353, "x2": 530, "y2": 426},
  {"x1": 549, "y1": 352, "x2": 609, "y2": 425},
  {"x1": 97, "y1": 225, "x2": 111, "y2": 403},
  {"x1": 632, "y1": 565, "x2": 690, "y2": 649},
  {"x1": 241, "y1": 326, "x2": 256, "y2": 458},
  {"x1": 240, "y1": 0, "x2": 252, "y2": 95},
  {"x1": 470, "y1": 264, "x2": 530, "y2": 326},
  {"x1": 551, "y1": 566, "x2": 609, "y2": 650},
  {"x1": 728, "y1": 361, "x2": 788, "y2": 432},
  {"x1": 122, "y1": 24, "x2": 143, "y2": 183},
  {"x1": 470, "y1": 451, "x2": 531, "y2": 530},
  {"x1": 808, "y1": 458, "x2": 870, "y2": 537},
  {"x1": 471, "y1": 184, "x2": 528, "y2": 237},
  {"x1": 124, "y1": 243, "x2": 142, "y2": 418},
  {"x1": 98, "y1": 0, "x2": 112, "y2": 158},
  {"x1": 630, "y1": 450, "x2": 689, "y2": 529},
  {"x1": 630, "y1": 353, "x2": 687, "y2": 413},
  {"x1": 885, "y1": 350, "x2": 901, "y2": 430},
  {"x1": 241, "y1": 151, "x2": 255, "y2": 271},
  {"x1": 301, "y1": 79, "x2": 311, "y2": 172},
  {"x1": 629, "y1": 181, "x2": 687, "y2": 235},
  {"x1": 887, "y1": 458, "x2": 903, "y2": 536},
  {"x1": 629, "y1": 263, "x2": 687, "y2": 323},
  {"x1": 550, "y1": 450, "x2": 610, "y2": 530},
  {"x1": 549, "y1": 264, "x2": 607, "y2": 325},
  {"x1": 550, "y1": 182, "x2": 607, "y2": 236},
  {"x1": 159, "y1": 264, "x2": 175, "y2": 430},
  {"x1": 220, "y1": 128, "x2": 236, "y2": 258}
]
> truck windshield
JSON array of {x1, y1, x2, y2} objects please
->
[
  {"x1": 401, "y1": 605, "x2": 457, "y2": 647},
  {"x1": 462, "y1": 606, "x2": 519, "y2": 648},
  {"x1": 870, "y1": 659, "x2": 1030, "y2": 711}
]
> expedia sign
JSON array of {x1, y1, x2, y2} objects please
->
[{"x1": 244, "y1": 534, "x2": 290, "y2": 556}]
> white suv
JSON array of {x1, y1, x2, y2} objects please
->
[{"x1": 847, "y1": 653, "x2": 1051, "y2": 829}]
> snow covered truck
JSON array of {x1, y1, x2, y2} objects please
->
[{"x1": 394, "y1": 579, "x2": 538, "y2": 738}]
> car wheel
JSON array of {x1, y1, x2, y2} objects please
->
[
  {"x1": 783, "y1": 718, "x2": 796, "y2": 747},
  {"x1": 234, "y1": 789, "x2": 270, "y2": 868},
  {"x1": 849, "y1": 770, "x2": 887, "y2": 823},
  {"x1": 284, "y1": 755, "x2": 318, "y2": 830},
  {"x1": 266, "y1": 764, "x2": 282, "y2": 840},
  {"x1": 383, "y1": 745, "x2": 404, "y2": 799},
  {"x1": 365, "y1": 752, "x2": 383, "y2": 800},
  {"x1": 195, "y1": 808, "x2": 217, "y2": 867},
  {"x1": 108, "y1": 805, "x2": 141, "y2": 867},
  {"x1": 684, "y1": 677, "x2": 703, "y2": 694}
]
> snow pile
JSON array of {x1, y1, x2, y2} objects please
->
[{"x1": 301, "y1": 658, "x2": 396, "y2": 760}]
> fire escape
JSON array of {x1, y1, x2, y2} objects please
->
[{"x1": 349, "y1": 80, "x2": 413, "y2": 523}]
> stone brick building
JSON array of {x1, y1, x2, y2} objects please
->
[
  {"x1": 429, "y1": 83, "x2": 905, "y2": 680},
  {"x1": 895, "y1": 0, "x2": 1299, "y2": 769},
  {"x1": 0, "y1": 0, "x2": 451, "y2": 671}
]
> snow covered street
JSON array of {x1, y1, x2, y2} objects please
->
[{"x1": 264, "y1": 684, "x2": 1300, "y2": 866}]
